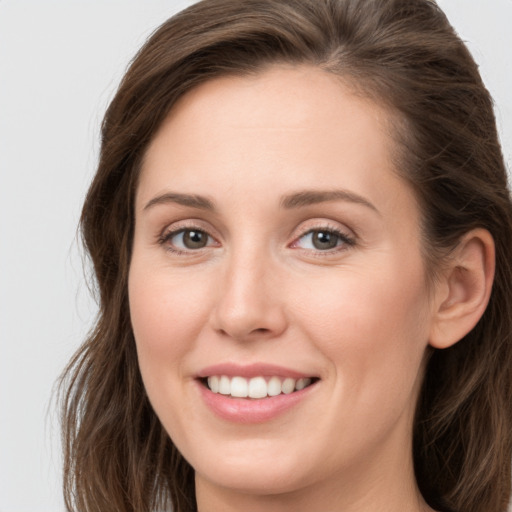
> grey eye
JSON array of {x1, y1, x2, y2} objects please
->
[
  {"x1": 311, "y1": 231, "x2": 339, "y2": 250},
  {"x1": 297, "y1": 230, "x2": 343, "y2": 251},
  {"x1": 172, "y1": 229, "x2": 210, "y2": 250}
]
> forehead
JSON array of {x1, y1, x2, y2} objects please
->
[{"x1": 138, "y1": 65, "x2": 415, "y2": 223}]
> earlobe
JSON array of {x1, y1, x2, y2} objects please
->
[{"x1": 429, "y1": 229, "x2": 495, "y2": 350}]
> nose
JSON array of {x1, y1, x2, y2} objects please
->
[{"x1": 210, "y1": 251, "x2": 288, "y2": 342}]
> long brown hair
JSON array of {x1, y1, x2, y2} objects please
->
[{"x1": 60, "y1": 1, "x2": 512, "y2": 511}]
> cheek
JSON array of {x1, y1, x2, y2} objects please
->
[
  {"x1": 293, "y1": 259, "x2": 431, "y2": 409},
  {"x1": 128, "y1": 262, "x2": 213, "y2": 377},
  {"x1": 128, "y1": 261, "x2": 219, "y2": 444}
]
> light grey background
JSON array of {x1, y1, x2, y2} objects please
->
[{"x1": 0, "y1": 1, "x2": 510, "y2": 511}]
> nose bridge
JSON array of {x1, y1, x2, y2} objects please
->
[{"x1": 211, "y1": 239, "x2": 286, "y2": 340}]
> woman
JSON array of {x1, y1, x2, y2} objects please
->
[{"x1": 60, "y1": 0, "x2": 512, "y2": 511}]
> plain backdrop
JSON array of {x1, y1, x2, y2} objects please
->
[{"x1": 0, "y1": 1, "x2": 511, "y2": 511}]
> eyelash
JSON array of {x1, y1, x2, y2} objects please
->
[
  {"x1": 291, "y1": 226, "x2": 356, "y2": 255},
  {"x1": 157, "y1": 224, "x2": 356, "y2": 256},
  {"x1": 157, "y1": 227, "x2": 217, "y2": 256}
]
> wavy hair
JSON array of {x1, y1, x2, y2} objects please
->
[{"x1": 59, "y1": 1, "x2": 512, "y2": 511}]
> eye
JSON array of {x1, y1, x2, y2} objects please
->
[
  {"x1": 293, "y1": 228, "x2": 354, "y2": 252},
  {"x1": 161, "y1": 228, "x2": 217, "y2": 252}
]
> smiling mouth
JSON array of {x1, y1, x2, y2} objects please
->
[{"x1": 201, "y1": 375, "x2": 318, "y2": 399}]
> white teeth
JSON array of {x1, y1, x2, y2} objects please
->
[
  {"x1": 248, "y1": 376, "x2": 267, "y2": 399},
  {"x1": 219, "y1": 375, "x2": 231, "y2": 395},
  {"x1": 206, "y1": 375, "x2": 314, "y2": 398},
  {"x1": 230, "y1": 376, "x2": 248, "y2": 397},
  {"x1": 281, "y1": 377, "x2": 295, "y2": 394},
  {"x1": 295, "y1": 377, "x2": 312, "y2": 391},
  {"x1": 267, "y1": 376, "x2": 282, "y2": 396},
  {"x1": 207, "y1": 376, "x2": 219, "y2": 393}
]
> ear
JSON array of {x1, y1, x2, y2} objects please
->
[{"x1": 429, "y1": 228, "x2": 495, "y2": 349}]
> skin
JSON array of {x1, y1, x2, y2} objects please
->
[{"x1": 128, "y1": 65, "x2": 443, "y2": 512}]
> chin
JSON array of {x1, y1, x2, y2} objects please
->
[
  {"x1": 195, "y1": 459, "x2": 310, "y2": 496},
  {"x1": 186, "y1": 437, "x2": 318, "y2": 495}
]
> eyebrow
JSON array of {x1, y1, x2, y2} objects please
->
[
  {"x1": 143, "y1": 189, "x2": 379, "y2": 215},
  {"x1": 143, "y1": 192, "x2": 215, "y2": 212},
  {"x1": 280, "y1": 189, "x2": 380, "y2": 215}
]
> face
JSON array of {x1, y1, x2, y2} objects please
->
[{"x1": 129, "y1": 66, "x2": 436, "y2": 500}]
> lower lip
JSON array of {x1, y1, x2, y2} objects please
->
[{"x1": 197, "y1": 380, "x2": 317, "y2": 424}]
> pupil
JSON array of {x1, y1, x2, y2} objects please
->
[
  {"x1": 184, "y1": 230, "x2": 207, "y2": 249},
  {"x1": 313, "y1": 231, "x2": 338, "y2": 250}
]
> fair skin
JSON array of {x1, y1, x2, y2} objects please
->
[{"x1": 128, "y1": 65, "x2": 494, "y2": 512}]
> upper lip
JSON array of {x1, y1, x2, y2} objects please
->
[{"x1": 197, "y1": 363, "x2": 317, "y2": 379}]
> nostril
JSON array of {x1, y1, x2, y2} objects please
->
[{"x1": 211, "y1": 297, "x2": 288, "y2": 340}]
